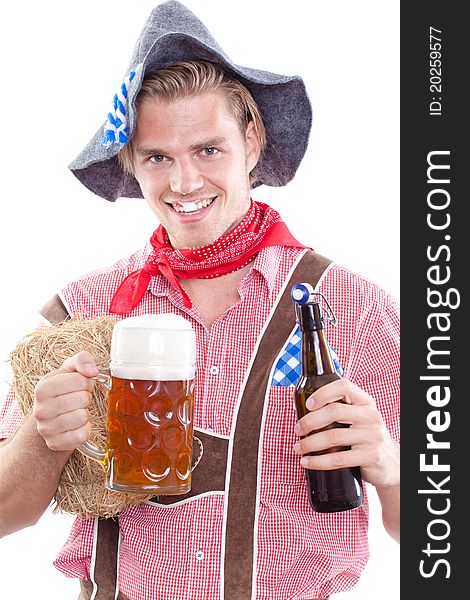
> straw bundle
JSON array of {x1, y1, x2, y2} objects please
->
[{"x1": 10, "y1": 316, "x2": 153, "y2": 518}]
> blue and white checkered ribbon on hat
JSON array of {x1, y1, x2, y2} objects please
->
[
  {"x1": 102, "y1": 66, "x2": 141, "y2": 147},
  {"x1": 271, "y1": 325, "x2": 343, "y2": 387}
]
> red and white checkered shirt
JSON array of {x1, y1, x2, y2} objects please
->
[{"x1": 0, "y1": 244, "x2": 400, "y2": 600}]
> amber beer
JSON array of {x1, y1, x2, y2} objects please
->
[
  {"x1": 80, "y1": 314, "x2": 196, "y2": 495},
  {"x1": 291, "y1": 283, "x2": 363, "y2": 513},
  {"x1": 106, "y1": 377, "x2": 194, "y2": 493}
]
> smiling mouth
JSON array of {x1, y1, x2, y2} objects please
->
[{"x1": 170, "y1": 196, "x2": 217, "y2": 214}]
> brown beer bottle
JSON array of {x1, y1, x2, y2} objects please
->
[{"x1": 291, "y1": 283, "x2": 363, "y2": 513}]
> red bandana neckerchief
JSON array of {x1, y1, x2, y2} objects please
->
[{"x1": 109, "y1": 200, "x2": 309, "y2": 314}]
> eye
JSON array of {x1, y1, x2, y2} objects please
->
[
  {"x1": 202, "y1": 147, "x2": 219, "y2": 156},
  {"x1": 149, "y1": 154, "x2": 167, "y2": 163}
]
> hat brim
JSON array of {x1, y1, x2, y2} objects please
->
[{"x1": 69, "y1": 30, "x2": 312, "y2": 201}]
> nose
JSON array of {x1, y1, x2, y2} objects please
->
[{"x1": 169, "y1": 159, "x2": 204, "y2": 196}]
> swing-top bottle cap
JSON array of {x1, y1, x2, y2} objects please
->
[
  {"x1": 291, "y1": 283, "x2": 337, "y2": 328},
  {"x1": 291, "y1": 282, "x2": 315, "y2": 305}
]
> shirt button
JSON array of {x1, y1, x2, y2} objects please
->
[
  {"x1": 195, "y1": 549, "x2": 204, "y2": 561},
  {"x1": 210, "y1": 366, "x2": 219, "y2": 375}
]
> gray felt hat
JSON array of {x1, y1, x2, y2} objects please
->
[{"x1": 69, "y1": 0, "x2": 312, "y2": 201}]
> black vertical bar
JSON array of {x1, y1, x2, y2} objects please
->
[{"x1": 401, "y1": 2, "x2": 467, "y2": 596}]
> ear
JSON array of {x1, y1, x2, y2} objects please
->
[{"x1": 245, "y1": 121, "x2": 261, "y2": 174}]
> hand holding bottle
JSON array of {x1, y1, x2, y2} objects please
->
[
  {"x1": 292, "y1": 283, "x2": 363, "y2": 512},
  {"x1": 293, "y1": 377, "x2": 400, "y2": 490}
]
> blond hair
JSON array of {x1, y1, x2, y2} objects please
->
[{"x1": 118, "y1": 61, "x2": 266, "y2": 183}]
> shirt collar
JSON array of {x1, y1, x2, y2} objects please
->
[{"x1": 247, "y1": 246, "x2": 282, "y2": 296}]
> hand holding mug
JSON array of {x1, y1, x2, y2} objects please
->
[
  {"x1": 35, "y1": 314, "x2": 197, "y2": 496},
  {"x1": 80, "y1": 314, "x2": 197, "y2": 495},
  {"x1": 34, "y1": 351, "x2": 99, "y2": 453}
]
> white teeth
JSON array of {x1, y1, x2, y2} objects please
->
[
  {"x1": 172, "y1": 197, "x2": 215, "y2": 213},
  {"x1": 181, "y1": 201, "x2": 198, "y2": 212}
]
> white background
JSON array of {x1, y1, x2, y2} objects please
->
[{"x1": 0, "y1": 1, "x2": 399, "y2": 598}]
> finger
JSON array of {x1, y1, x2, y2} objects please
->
[
  {"x1": 35, "y1": 372, "x2": 95, "y2": 402},
  {"x1": 36, "y1": 408, "x2": 91, "y2": 441},
  {"x1": 43, "y1": 422, "x2": 92, "y2": 452},
  {"x1": 294, "y1": 426, "x2": 363, "y2": 455},
  {"x1": 296, "y1": 402, "x2": 364, "y2": 436},
  {"x1": 306, "y1": 379, "x2": 374, "y2": 411},
  {"x1": 33, "y1": 390, "x2": 92, "y2": 421},
  {"x1": 60, "y1": 351, "x2": 99, "y2": 378},
  {"x1": 300, "y1": 447, "x2": 367, "y2": 471}
]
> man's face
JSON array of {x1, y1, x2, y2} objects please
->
[{"x1": 131, "y1": 90, "x2": 261, "y2": 249}]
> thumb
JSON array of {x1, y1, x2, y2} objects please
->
[{"x1": 61, "y1": 351, "x2": 99, "y2": 378}]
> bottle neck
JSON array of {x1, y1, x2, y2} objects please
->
[
  {"x1": 301, "y1": 328, "x2": 336, "y2": 376},
  {"x1": 298, "y1": 303, "x2": 336, "y2": 376}
]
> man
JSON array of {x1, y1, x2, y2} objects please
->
[{"x1": 0, "y1": 2, "x2": 399, "y2": 599}]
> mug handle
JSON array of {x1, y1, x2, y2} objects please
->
[{"x1": 78, "y1": 369, "x2": 112, "y2": 464}]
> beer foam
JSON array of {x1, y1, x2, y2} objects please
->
[
  {"x1": 110, "y1": 314, "x2": 196, "y2": 381},
  {"x1": 116, "y1": 314, "x2": 193, "y2": 331}
]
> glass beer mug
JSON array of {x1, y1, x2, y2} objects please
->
[{"x1": 80, "y1": 314, "x2": 196, "y2": 495}]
